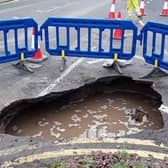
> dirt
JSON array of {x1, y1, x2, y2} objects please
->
[
  {"x1": 0, "y1": 77, "x2": 167, "y2": 168},
  {"x1": 21, "y1": 151, "x2": 168, "y2": 168},
  {"x1": 5, "y1": 81, "x2": 163, "y2": 142}
]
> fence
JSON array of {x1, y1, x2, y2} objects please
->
[
  {"x1": 0, "y1": 17, "x2": 168, "y2": 76},
  {"x1": 41, "y1": 18, "x2": 137, "y2": 60},
  {"x1": 0, "y1": 18, "x2": 38, "y2": 63},
  {"x1": 139, "y1": 21, "x2": 168, "y2": 70}
]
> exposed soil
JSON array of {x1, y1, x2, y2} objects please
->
[
  {"x1": 21, "y1": 151, "x2": 168, "y2": 168},
  {"x1": 1, "y1": 77, "x2": 163, "y2": 142},
  {"x1": 0, "y1": 77, "x2": 167, "y2": 168},
  {"x1": 5, "y1": 92, "x2": 163, "y2": 142}
]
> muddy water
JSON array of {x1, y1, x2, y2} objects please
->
[{"x1": 6, "y1": 92, "x2": 163, "y2": 142}]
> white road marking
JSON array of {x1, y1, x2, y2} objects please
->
[
  {"x1": 38, "y1": 58, "x2": 84, "y2": 97},
  {"x1": 36, "y1": 2, "x2": 76, "y2": 13},
  {"x1": 0, "y1": 1, "x2": 48, "y2": 14}
]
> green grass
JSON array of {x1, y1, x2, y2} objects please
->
[
  {"x1": 49, "y1": 161, "x2": 66, "y2": 168},
  {"x1": 82, "y1": 157, "x2": 96, "y2": 168},
  {"x1": 135, "y1": 164, "x2": 148, "y2": 168},
  {"x1": 120, "y1": 151, "x2": 129, "y2": 159},
  {"x1": 48, "y1": 153, "x2": 149, "y2": 168}
]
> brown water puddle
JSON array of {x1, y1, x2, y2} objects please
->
[{"x1": 6, "y1": 92, "x2": 163, "y2": 142}]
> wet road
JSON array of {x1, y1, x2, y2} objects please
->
[
  {"x1": 0, "y1": 0, "x2": 167, "y2": 111},
  {"x1": 0, "y1": 0, "x2": 168, "y2": 167},
  {"x1": 0, "y1": 0, "x2": 110, "y2": 23},
  {"x1": 6, "y1": 91, "x2": 163, "y2": 141},
  {"x1": 0, "y1": 0, "x2": 167, "y2": 117},
  {"x1": 0, "y1": 0, "x2": 167, "y2": 53},
  {"x1": 0, "y1": 0, "x2": 167, "y2": 23}
]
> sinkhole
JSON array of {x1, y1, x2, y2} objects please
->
[{"x1": 0, "y1": 77, "x2": 164, "y2": 142}]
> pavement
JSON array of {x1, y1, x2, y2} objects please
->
[
  {"x1": 0, "y1": 0, "x2": 168, "y2": 167},
  {"x1": 1, "y1": 137, "x2": 168, "y2": 167},
  {"x1": 1, "y1": 45, "x2": 168, "y2": 167}
]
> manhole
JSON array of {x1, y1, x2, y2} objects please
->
[{"x1": 0, "y1": 77, "x2": 164, "y2": 142}]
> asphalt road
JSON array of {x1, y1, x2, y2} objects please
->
[
  {"x1": 0, "y1": 0, "x2": 110, "y2": 52},
  {"x1": 0, "y1": 0, "x2": 167, "y2": 114},
  {"x1": 0, "y1": 0, "x2": 167, "y2": 106},
  {"x1": 0, "y1": 0, "x2": 167, "y2": 23},
  {"x1": 0, "y1": 0, "x2": 110, "y2": 23},
  {"x1": 0, "y1": 1, "x2": 168, "y2": 167},
  {"x1": 0, "y1": 0, "x2": 167, "y2": 64},
  {"x1": 0, "y1": 0, "x2": 167, "y2": 41}
]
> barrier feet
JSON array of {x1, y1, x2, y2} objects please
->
[
  {"x1": 103, "y1": 60, "x2": 122, "y2": 74},
  {"x1": 60, "y1": 57, "x2": 67, "y2": 72},
  {"x1": 13, "y1": 61, "x2": 33, "y2": 73},
  {"x1": 103, "y1": 53, "x2": 123, "y2": 74},
  {"x1": 113, "y1": 61, "x2": 122, "y2": 74},
  {"x1": 13, "y1": 52, "x2": 33, "y2": 73},
  {"x1": 141, "y1": 67, "x2": 168, "y2": 79},
  {"x1": 60, "y1": 50, "x2": 67, "y2": 72}
]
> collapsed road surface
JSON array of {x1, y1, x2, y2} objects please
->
[
  {"x1": 0, "y1": 0, "x2": 168, "y2": 167},
  {"x1": 4, "y1": 78, "x2": 164, "y2": 141}
]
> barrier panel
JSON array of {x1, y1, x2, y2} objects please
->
[
  {"x1": 0, "y1": 17, "x2": 168, "y2": 76},
  {"x1": 0, "y1": 18, "x2": 38, "y2": 63},
  {"x1": 140, "y1": 21, "x2": 168, "y2": 70},
  {"x1": 41, "y1": 18, "x2": 138, "y2": 60}
]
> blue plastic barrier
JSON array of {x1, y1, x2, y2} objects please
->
[
  {"x1": 0, "y1": 18, "x2": 38, "y2": 63},
  {"x1": 140, "y1": 22, "x2": 168, "y2": 70},
  {"x1": 0, "y1": 17, "x2": 168, "y2": 74},
  {"x1": 41, "y1": 18, "x2": 138, "y2": 60}
]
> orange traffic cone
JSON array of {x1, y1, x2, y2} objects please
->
[
  {"x1": 32, "y1": 48, "x2": 43, "y2": 60},
  {"x1": 29, "y1": 43, "x2": 48, "y2": 63},
  {"x1": 113, "y1": 11, "x2": 123, "y2": 40},
  {"x1": 27, "y1": 27, "x2": 48, "y2": 63},
  {"x1": 140, "y1": 0, "x2": 146, "y2": 16},
  {"x1": 108, "y1": 0, "x2": 116, "y2": 19},
  {"x1": 160, "y1": 0, "x2": 168, "y2": 16}
]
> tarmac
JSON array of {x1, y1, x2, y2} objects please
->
[
  {"x1": 0, "y1": 51, "x2": 168, "y2": 167},
  {"x1": 0, "y1": 0, "x2": 168, "y2": 167}
]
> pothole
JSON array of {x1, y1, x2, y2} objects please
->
[{"x1": 0, "y1": 77, "x2": 164, "y2": 142}]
